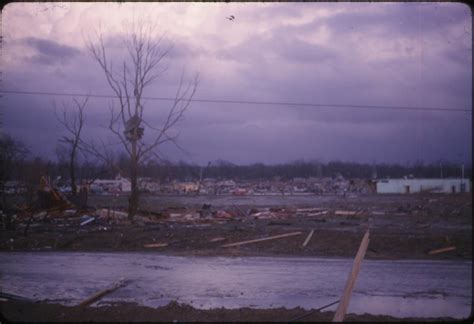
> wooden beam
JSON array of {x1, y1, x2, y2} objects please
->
[
  {"x1": 144, "y1": 243, "x2": 168, "y2": 248},
  {"x1": 428, "y1": 246, "x2": 456, "y2": 255},
  {"x1": 333, "y1": 229, "x2": 370, "y2": 322},
  {"x1": 221, "y1": 232, "x2": 302, "y2": 248},
  {"x1": 78, "y1": 278, "x2": 128, "y2": 307},
  {"x1": 335, "y1": 211, "x2": 357, "y2": 216},
  {"x1": 209, "y1": 237, "x2": 226, "y2": 242},
  {"x1": 302, "y1": 229, "x2": 315, "y2": 249}
]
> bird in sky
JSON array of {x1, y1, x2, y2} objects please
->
[{"x1": 226, "y1": 15, "x2": 235, "y2": 21}]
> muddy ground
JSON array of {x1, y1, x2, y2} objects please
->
[
  {"x1": 1, "y1": 193, "x2": 471, "y2": 260},
  {"x1": 0, "y1": 300, "x2": 463, "y2": 322}
]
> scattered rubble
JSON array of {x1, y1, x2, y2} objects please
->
[{"x1": 1, "y1": 191, "x2": 471, "y2": 260}]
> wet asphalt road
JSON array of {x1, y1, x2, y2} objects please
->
[{"x1": 0, "y1": 252, "x2": 471, "y2": 319}]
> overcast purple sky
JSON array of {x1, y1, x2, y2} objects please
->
[{"x1": 1, "y1": 2, "x2": 472, "y2": 166}]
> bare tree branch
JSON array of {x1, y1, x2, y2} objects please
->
[
  {"x1": 53, "y1": 96, "x2": 88, "y2": 196},
  {"x1": 87, "y1": 21, "x2": 198, "y2": 219}
]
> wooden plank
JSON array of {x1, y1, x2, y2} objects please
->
[
  {"x1": 221, "y1": 232, "x2": 302, "y2": 248},
  {"x1": 144, "y1": 243, "x2": 168, "y2": 248},
  {"x1": 428, "y1": 246, "x2": 456, "y2": 255},
  {"x1": 209, "y1": 237, "x2": 226, "y2": 242},
  {"x1": 333, "y1": 229, "x2": 370, "y2": 322},
  {"x1": 302, "y1": 229, "x2": 315, "y2": 248},
  {"x1": 0, "y1": 292, "x2": 35, "y2": 303},
  {"x1": 334, "y1": 211, "x2": 357, "y2": 216},
  {"x1": 78, "y1": 279, "x2": 128, "y2": 307}
]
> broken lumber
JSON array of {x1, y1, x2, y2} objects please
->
[
  {"x1": 333, "y1": 229, "x2": 370, "y2": 322},
  {"x1": 302, "y1": 229, "x2": 315, "y2": 249},
  {"x1": 80, "y1": 217, "x2": 95, "y2": 226},
  {"x1": 97, "y1": 209, "x2": 128, "y2": 220},
  {"x1": 428, "y1": 246, "x2": 456, "y2": 255},
  {"x1": 334, "y1": 211, "x2": 357, "y2": 216},
  {"x1": 307, "y1": 211, "x2": 328, "y2": 217},
  {"x1": 296, "y1": 208, "x2": 326, "y2": 213},
  {"x1": 0, "y1": 292, "x2": 35, "y2": 303},
  {"x1": 78, "y1": 278, "x2": 128, "y2": 307},
  {"x1": 143, "y1": 243, "x2": 168, "y2": 248},
  {"x1": 221, "y1": 231, "x2": 302, "y2": 248},
  {"x1": 209, "y1": 237, "x2": 226, "y2": 242}
]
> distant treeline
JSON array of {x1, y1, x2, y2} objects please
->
[
  {"x1": 141, "y1": 160, "x2": 472, "y2": 182},
  {"x1": 7, "y1": 157, "x2": 472, "y2": 184}
]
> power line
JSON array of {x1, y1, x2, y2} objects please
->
[{"x1": 0, "y1": 89, "x2": 471, "y2": 113}]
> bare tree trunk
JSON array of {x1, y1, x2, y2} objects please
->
[
  {"x1": 87, "y1": 23, "x2": 198, "y2": 221},
  {"x1": 128, "y1": 139, "x2": 139, "y2": 220},
  {"x1": 54, "y1": 97, "x2": 88, "y2": 197},
  {"x1": 70, "y1": 147, "x2": 77, "y2": 196}
]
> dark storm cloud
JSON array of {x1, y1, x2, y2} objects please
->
[
  {"x1": 2, "y1": 3, "x2": 471, "y2": 166},
  {"x1": 22, "y1": 37, "x2": 81, "y2": 65}
]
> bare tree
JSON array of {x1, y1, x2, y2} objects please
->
[
  {"x1": 54, "y1": 97, "x2": 88, "y2": 196},
  {"x1": 87, "y1": 23, "x2": 198, "y2": 220},
  {"x1": 0, "y1": 133, "x2": 29, "y2": 213}
]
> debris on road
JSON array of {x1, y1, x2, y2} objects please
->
[{"x1": 78, "y1": 278, "x2": 129, "y2": 307}]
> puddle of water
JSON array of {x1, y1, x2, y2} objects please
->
[
  {"x1": 349, "y1": 294, "x2": 471, "y2": 319},
  {"x1": 0, "y1": 253, "x2": 471, "y2": 319}
]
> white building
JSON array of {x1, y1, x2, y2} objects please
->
[
  {"x1": 91, "y1": 176, "x2": 132, "y2": 193},
  {"x1": 376, "y1": 178, "x2": 470, "y2": 194}
]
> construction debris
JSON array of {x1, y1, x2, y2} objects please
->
[
  {"x1": 64, "y1": 209, "x2": 77, "y2": 216},
  {"x1": 333, "y1": 229, "x2": 370, "y2": 322},
  {"x1": 144, "y1": 243, "x2": 168, "y2": 248},
  {"x1": 80, "y1": 216, "x2": 95, "y2": 226},
  {"x1": 0, "y1": 292, "x2": 35, "y2": 303},
  {"x1": 78, "y1": 278, "x2": 129, "y2": 307},
  {"x1": 296, "y1": 208, "x2": 326, "y2": 213},
  {"x1": 97, "y1": 209, "x2": 128, "y2": 220},
  {"x1": 302, "y1": 229, "x2": 315, "y2": 249},
  {"x1": 428, "y1": 246, "x2": 456, "y2": 255},
  {"x1": 222, "y1": 232, "x2": 302, "y2": 248},
  {"x1": 334, "y1": 211, "x2": 357, "y2": 216},
  {"x1": 209, "y1": 237, "x2": 226, "y2": 243},
  {"x1": 37, "y1": 176, "x2": 74, "y2": 210},
  {"x1": 307, "y1": 211, "x2": 328, "y2": 217}
]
